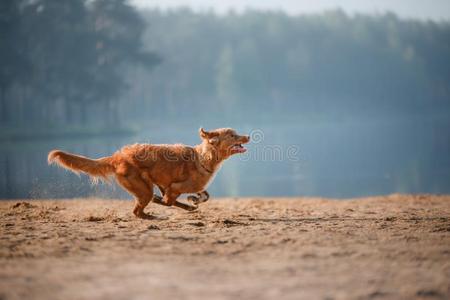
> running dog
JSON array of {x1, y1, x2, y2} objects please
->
[{"x1": 48, "y1": 128, "x2": 250, "y2": 218}]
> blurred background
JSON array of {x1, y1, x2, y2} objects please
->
[{"x1": 1, "y1": 0, "x2": 449, "y2": 199}]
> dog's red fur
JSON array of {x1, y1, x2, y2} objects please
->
[{"x1": 48, "y1": 128, "x2": 250, "y2": 218}]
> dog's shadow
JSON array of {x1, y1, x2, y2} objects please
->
[{"x1": 141, "y1": 214, "x2": 170, "y2": 221}]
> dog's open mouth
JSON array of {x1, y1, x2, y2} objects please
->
[{"x1": 230, "y1": 144, "x2": 247, "y2": 154}]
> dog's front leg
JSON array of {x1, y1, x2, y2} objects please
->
[
  {"x1": 152, "y1": 194, "x2": 197, "y2": 211},
  {"x1": 187, "y1": 191, "x2": 210, "y2": 206}
]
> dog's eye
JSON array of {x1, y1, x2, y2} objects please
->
[{"x1": 230, "y1": 134, "x2": 236, "y2": 138}]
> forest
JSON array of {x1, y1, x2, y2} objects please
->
[
  {"x1": 136, "y1": 9, "x2": 450, "y2": 123},
  {"x1": 1, "y1": 0, "x2": 450, "y2": 135},
  {"x1": 0, "y1": 0, "x2": 159, "y2": 136}
]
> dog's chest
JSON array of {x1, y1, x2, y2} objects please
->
[{"x1": 200, "y1": 163, "x2": 222, "y2": 190}]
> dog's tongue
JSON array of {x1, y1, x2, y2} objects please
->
[{"x1": 231, "y1": 144, "x2": 247, "y2": 153}]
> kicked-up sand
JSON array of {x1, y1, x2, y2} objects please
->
[{"x1": 0, "y1": 195, "x2": 449, "y2": 300}]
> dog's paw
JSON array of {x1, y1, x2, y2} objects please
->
[
  {"x1": 187, "y1": 195, "x2": 200, "y2": 205},
  {"x1": 187, "y1": 192, "x2": 209, "y2": 205}
]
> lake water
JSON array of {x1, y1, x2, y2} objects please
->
[{"x1": 1, "y1": 118, "x2": 449, "y2": 199}]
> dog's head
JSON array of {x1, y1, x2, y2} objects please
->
[{"x1": 199, "y1": 127, "x2": 250, "y2": 160}]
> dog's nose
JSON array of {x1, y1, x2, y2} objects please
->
[{"x1": 245, "y1": 135, "x2": 250, "y2": 141}]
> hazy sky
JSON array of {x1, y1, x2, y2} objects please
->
[{"x1": 131, "y1": 0, "x2": 450, "y2": 21}]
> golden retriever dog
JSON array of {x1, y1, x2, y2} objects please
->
[{"x1": 48, "y1": 128, "x2": 250, "y2": 218}]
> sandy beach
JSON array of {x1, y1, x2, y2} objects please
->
[{"x1": 0, "y1": 195, "x2": 449, "y2": 300}]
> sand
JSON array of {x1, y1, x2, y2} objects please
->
[{"x1": 0, "y1": 195, "x2": 449, "y2": 300}]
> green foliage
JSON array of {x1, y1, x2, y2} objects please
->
[
  {"x1": 1, "y1": 6, "x2": 449, "y2": 132},
  {"x1": 0, "y1": 0, "x2": 159, "y2": 128},
  {"x1": 133, "y1": 9, "x2": 450, "y2": 121},
  {"x1": 0, "y1": 0, "x2": 31, "y2": 125}
]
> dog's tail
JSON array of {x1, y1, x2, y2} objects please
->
[{"x1": 48, "y1": 150, "x2": 115, "y2": 182}]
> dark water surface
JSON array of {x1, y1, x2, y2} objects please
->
[{"x1": 1, "y1": 119, "x2": 449, "y2": 199}]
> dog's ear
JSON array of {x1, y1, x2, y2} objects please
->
[
  {"x1": 199, "y1": 128, "x2": 220, "y2": 145},
  {"x1": 199, "y1": 128, "x2": 219, "y2": 139},
  {"x1": 199, "y1": 127, "x2": 208, "y2": 139}
]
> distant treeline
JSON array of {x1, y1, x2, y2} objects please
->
[
  {"x1": 0, "y1": 0, "x2": 158, "y2": 129},
  {"x1": 131, "y1": 9, "x2": 450, "y2": 122},
  {"x1": 1, "y1": 4, "x2": 450, "y2": 131}
]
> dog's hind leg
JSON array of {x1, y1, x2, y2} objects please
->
[{"x1": 115, "y1": 167, "x2": 155, "y2": 219}]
